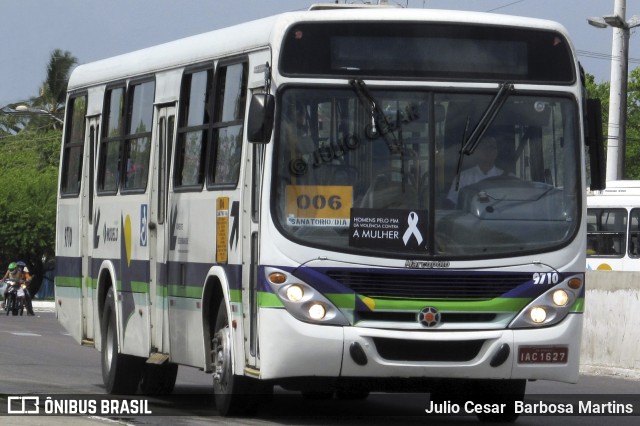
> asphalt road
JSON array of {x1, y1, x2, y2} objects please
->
[{"x1": 0, "y1": 310, "x2": 638, "y2": 425}]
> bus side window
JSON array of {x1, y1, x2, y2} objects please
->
[
  {"x1": 98, "y1": 86, "x2": 125, "y2": 193},
  {"x1": 208, "y1": 61, "x2": 248, "y2": 187},
  {"x1": 123, "y1": 80, "x2": 155, "y2": 191},
  {"x1": 60, "y1": 95, "x2": 87, "y2": 197},
  {"x1": 629, "y1": 209, "x2": 640, "y2": 258},
  {"x1": 176, "y1": 68, "x2": 211, "y2": 189}
]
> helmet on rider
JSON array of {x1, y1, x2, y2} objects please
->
[{"x1": 8, "y1": 262, "x2": 17, "y2": 272}]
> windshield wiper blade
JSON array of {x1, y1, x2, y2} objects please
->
[
  {"x1": 349, "y1": 79, "x2": 401, "y2": 154},
  {"x1": 461, "y1": 81, "x2": 514, "y2": 156},
  {"x1": 452, "y1": 82, "x2": 514, "y2": 191}
]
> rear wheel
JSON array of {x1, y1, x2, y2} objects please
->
[
  {"x1": 212, "y1": 299, "x2": 266, "y2": 416},
  {"x1": 101, "y1": 287, "x2": 144, "y2": 394},
  {"x1": 17, "y1": 297, "x2": 24, "y2": 316},
  {"x1": 11, "y1": 297, "x2": 18, "y2": 316},
  {"x1": 140, "y1": 362, "x2": 178, "y2": 395}
]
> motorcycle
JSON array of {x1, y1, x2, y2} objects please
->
[{"x1": 3, "y1": 279, "x2": 25, "y2": 316}]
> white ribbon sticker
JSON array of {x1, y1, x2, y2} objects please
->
[{"x1": 402, "y1": 211, "x2": 423, "y2": 246}]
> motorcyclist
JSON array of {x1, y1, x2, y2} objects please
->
[
  {"x1": 18, "y1": 262, "x2": 35, "y2": 316},
  {"x1": 2, "y1": 262, "x2": 22, "y2": 309},
  {"x1": 2, "y1": 262, "x2": 34, "y2": 315}
]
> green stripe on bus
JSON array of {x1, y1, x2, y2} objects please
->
[
  {"x1": 167, "y1": 285, "x2": 204, "y2": 299},
  {"x1": 570, "y1": 297, "x2": 585, "y2": 313},
  {"x1": 55, "y1": 276, "x2": 82, "y2": 288},
  {"x1": 363, "y1": 297, "x2": 530, "y2": 312},
  {"x1": 326, "y1": 293, "x2": 356, "y2": 309},
  {"x1": 258, "y1": 292, "x2": 284, "y2": 308}
]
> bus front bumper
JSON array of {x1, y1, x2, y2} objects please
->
[{"x1": 258, "y1": 308, "x2": 581, "y2": 384}]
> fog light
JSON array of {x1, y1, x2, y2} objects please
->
[
  {"x1": 308, "y1": 303, "x2": 326, "y2": 320},
  {"x1": 286, "y1": 285, "x2": 304, "y2": 302},
  {"x1": 530, "y1": 306, "x2": 547, "y2": 323},
  {"x1": 552, "y1": 289, "x2": 569, "y2": 306}
]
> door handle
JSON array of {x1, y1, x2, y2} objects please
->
[{"x1": 148, "y1": 221, "x2": 157, "y2": 230}]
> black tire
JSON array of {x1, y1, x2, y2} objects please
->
[
  {"x1": 18, "y1": 297, "x2": 24, "y2": 316},
  {"x1": 101, "y1": 287, "x2": 144, "y2": 394},
  {"x1": 430, "y1": 379, "x2": 525, "y2": 423},
  {"x1": 140, "y1": 362, "x2": 178, "y2": 395},
  {"x1": 335, "y1": 389, "x2": 370, "y2": 400},
  {"x1": 471, "y1": 379, "x2": 526, "y2": 423},
  {"x1": 212, "y1": 299, "x2": 266, "y2": 416},
  {"x1": 301, "y1": 391, "x2": 334, "y2": 400}
]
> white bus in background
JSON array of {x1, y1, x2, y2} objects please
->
[
  {"x1": 587, "y1": 181, "x2": 640, "y2": 271},
  {"x1": 55, "y1": 3, "x2": 605, "y2": 421}
]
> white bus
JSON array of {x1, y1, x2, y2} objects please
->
[
  {"x1": 55, "y1": 4, "x2": 605, "y2": 421},
  {"x1": 587, "y1": 180, "x2": 640, "y2": 271}
]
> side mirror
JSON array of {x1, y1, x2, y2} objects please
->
[
  {"x1": 586, "y1": 98, "x2": 605, "y2": 191},
  {"x1": 247, "y1": 93, "x2": 275, "y2": 143}
]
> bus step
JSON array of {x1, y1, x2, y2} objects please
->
[
  {"x1": 81, "y1": 339, "x2": 94, "y2": 347},
  {"x1": 146, "y1": 352, "x2": 170, "y2": 365}
]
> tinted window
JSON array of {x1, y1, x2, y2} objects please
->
[
  {"x1": 281, "y1": 22, "x2": 574, "y2": 83},
  {"x1": 60, "y1": 95, "x2": 87, "y2": 196}
]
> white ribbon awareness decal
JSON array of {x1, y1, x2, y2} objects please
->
[{"x1": 402, "y1": 211, "x2": 423, "y2": 246}]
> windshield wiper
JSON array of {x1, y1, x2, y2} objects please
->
[
  {"x1": 462, "y1": 81, "x2": 514, "y2": 155},
  {"x1": 349, "y1": 79, "x2": 401, "y2": 154},
  {"x1": 453, "y1": 82, "x2": 514, "y2": 190}
]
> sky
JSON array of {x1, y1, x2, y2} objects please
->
[{"x1": 1, "y1": 0, "x2": 639, "y2": 107}]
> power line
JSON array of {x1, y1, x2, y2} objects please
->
[{"x1": 577, "y1": 49, "x2": 640, "y2": 64}]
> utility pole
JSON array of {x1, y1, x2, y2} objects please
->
[
  {"x1": 588, "y1": 0, "x2": 640, "y2": 181},
  {"x1": 606, "y1": 0, "x2": 628, "y2": 181}
]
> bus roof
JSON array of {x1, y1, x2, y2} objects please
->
[
  {"x1": 67, "y1": 6, "x2": 573, "y2": 92},
  {"x1": 588, "y1": 180, "x2": 640, "y2": 208}
]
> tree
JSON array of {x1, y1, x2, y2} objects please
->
[
  {"x1": 0, "y1": 129, "x2": 60, "y2": 296},
  {"x1": 624, "y1": 67, "x2": 640, "y2": 179},
  {"x1": 584, "y1": 67, "x2": 640, "y2": 180},
  {"x1": 27, "y1": 49, "x2": 77, "y2": 130}
]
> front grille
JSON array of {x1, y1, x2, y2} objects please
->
[
  {"x1": 327, "y1": 270, "x2": 529, "y2": 299},
  {"x1": 357, "y1": 311, "x2": 496, "y2": 323},
  {"x1": 372, "y1": 337, "x2": 485, "y2": 361}
]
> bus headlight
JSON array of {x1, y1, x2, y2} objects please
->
[
  {"x1": 509, "y1": 274, "x2": 582, "y2": 329},
  {"x1": 286, "y1": 285, "x2": 304, "y2": 302},
  {"x1": 308, "y1": 303, "x2": 326, "y2": 320},
  {"x1": 552, "y1": 289, "x2": 569, "y2": 307},
  {"x1": 530, "y1": 306, "x2": 547, "y2": 323},
  {"x1": 264, "y1": 267, "x2": 349, "y2": 326}
]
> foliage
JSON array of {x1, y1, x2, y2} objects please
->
[
  {"x1": 585, "y1": 68, "x2": 640, "y2": 180},
  {"x1": 23, "y1": 49, "x2": 77, "y2": 131},
  {"x1": 625, "y1": 67, "x2": 640, "y2": 179},
  {"x1": 0, "y1": 130, "x2": 61, "y2": 294}
]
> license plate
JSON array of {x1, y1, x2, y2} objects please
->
[{"x1": 518, "y1": 346, "x2": 568, "y2": 364}]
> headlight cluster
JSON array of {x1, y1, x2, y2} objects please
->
[
  {"x1": 265, "y1": 267, "x2": 350, "y2": 325},
  {"x1": 509, "y1": 276, "x2": 583, "y2": 328}
]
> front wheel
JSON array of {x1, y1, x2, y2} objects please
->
[
  {"x1": 472, "y1": 379, "x2": 526, "y2": 423},
  {"x1": 212, "y1": 300, "x2": 267, "y2": 416},
  {"x1": 101, "y1": 287, "x2": 144, "y2": 394}
]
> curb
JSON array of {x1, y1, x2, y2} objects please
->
[{"x1": 32, "y1": 300, "x2": 56, "y2": 311}]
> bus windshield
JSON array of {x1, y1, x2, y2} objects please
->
[{"x1": 273, "y1": 85, "x2": 580, "y2": 259}]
